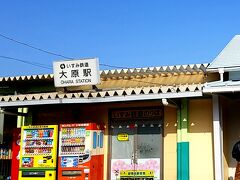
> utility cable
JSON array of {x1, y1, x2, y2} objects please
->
[
  {"x1": 0, "y1": 33, "x2": 133, "y2": 69},
  {"x1": 0, "y1": 55, "x2": 162, "y2": 86},
  {"x1": 0, "y1": 33, "x2": 174, "y2": 86},
  {"x1": 99, "y1": 63, "x2": 130, "y2": 69},
  {"x1": 0, "y1": 33, "x2": 74, "y2": 60},
  {"x1": 0, "y1": 55, "x2": 52, "y2": 70},
  {"x1": 125, "y1": 78, "x2": 163, "y2": 86}
]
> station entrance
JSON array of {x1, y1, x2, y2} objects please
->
[{"x1": 109, "y1": 107, "x2": 163, "y2": 180}]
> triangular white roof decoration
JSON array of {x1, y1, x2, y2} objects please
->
[
  {"x1": 0, "y1": 63, "x2": 208, "y2": 82},
  {"x1": 0, "y1": 84, "x2": 202, "y2": 103},
  {"x1": 208, "y1": 35, "x2": 240, "y2": 70}
]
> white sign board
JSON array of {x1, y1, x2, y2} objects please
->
[{"x1": 53, "y1": 58, "x2": 100, "y2": 87}]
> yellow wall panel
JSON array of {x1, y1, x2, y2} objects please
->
[
  {"x1": 189, "y1": 99, "x2": 214, "y2": 180},
  {"x1": 164, "y1": 106, "x2": 177, "y2": 180}
]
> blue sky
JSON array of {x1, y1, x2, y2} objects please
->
[{"x1": 0, "y1": 1, "x2": 240, "y2": 76}]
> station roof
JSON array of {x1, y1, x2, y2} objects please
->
[
  {"x1": 208, "y1": 35, "x2": 240, "y2": 71},
  {"x1": 204, "y1": 35, "x2": 240, "y2": 93},
  {"x1": 0, "y1": 63, "x2": 207, "y2": 106}
]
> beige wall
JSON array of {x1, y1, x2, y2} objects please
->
[
  {"x1": 163, "y1": 106, "x2": 177, "y2": 180},
  {"x1": 189, "y1": 99, "x2": 214, "y2": 180}
]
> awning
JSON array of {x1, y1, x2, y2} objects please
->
[{"x1": 0, "y1": 84, "x2": 203, "y2": 107}]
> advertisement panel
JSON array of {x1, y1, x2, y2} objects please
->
[{"x1": 111, "y1": 158, "x2": 160, "y2": 180}]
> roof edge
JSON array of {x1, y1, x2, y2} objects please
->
[
  {"x1": 0, "y1": 63, "x2": 209, "y2": 82},
  {"x1": 207, "y1": 66, "x2": 240, "y2": 72}
]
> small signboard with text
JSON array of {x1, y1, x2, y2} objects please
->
[
  {"x1": 117, "y1": 133, "x2": 129, "y2": 141},
  {"x1": 53, "y1": 58, "x2": 100, "y2": 87}
]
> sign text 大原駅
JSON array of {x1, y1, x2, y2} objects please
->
[{"x1": 53, "y1": 58, "x2": 100, "y2": 87}]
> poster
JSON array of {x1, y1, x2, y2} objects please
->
[{"x1": 111, "y1": 158, "x2": 160, "y2": 180}]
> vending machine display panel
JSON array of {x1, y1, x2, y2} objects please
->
[
  {"x1": 58, "y1": 123, "x2": 104, "y2": 180},
  {"x1": 19, "y1": 125, "x2": 58, "y2": 180}
]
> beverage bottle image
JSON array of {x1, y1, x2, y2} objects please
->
[
  {"x1": 67, "y1": 129, "x2": 69, "y2": 136},
  {"x1": 39, "y1": 129, "x2": 42, "y2": 138},
  {"x1": 49, "y1": 129, "x2": 53, "y2": 137},
  {"x1": 44, "y1": 130, "x2": 48, "y2": 138},
  {"x1": 42, "y1": 130, "x2": 45, "y2": 137},
  {"x1": 35, "y1": 130, "x2": 39, "y2": 138},
  {"x1": 45, "y1": 130, "x2": 48, "y2": 137}
]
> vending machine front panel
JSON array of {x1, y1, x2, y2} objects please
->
[
  {"x1": 19, "y1": 125, "x2": 58, "y2": 180},
  {"x1": 58, "y1": 123, "x2": 104, "y2": 180}
]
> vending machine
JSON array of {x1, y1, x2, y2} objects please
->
[
  {"x1": 58, "y1": 123, "x2": 104, "y2": 180},
  {"x1": 18, "y1": 125, "x2": 58, "y2": 180}
]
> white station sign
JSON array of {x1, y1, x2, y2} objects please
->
[{"x1": 53, "y1": 58, "x2": 100, "y2": 87}]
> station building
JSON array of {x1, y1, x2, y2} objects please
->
[{"x1": 0, "y1": 35, "x2": 240, "y2": 180}]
